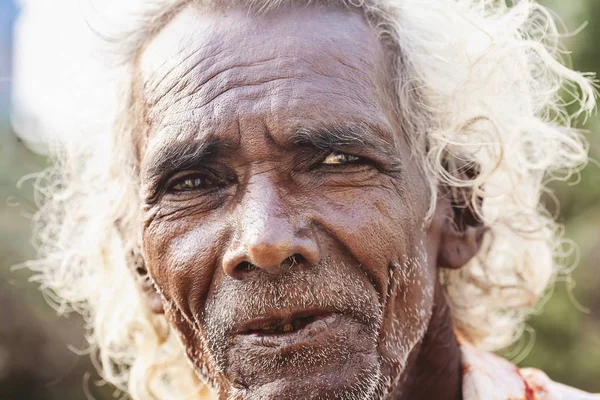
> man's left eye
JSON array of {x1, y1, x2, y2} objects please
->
[{"x1": 322, "y1": 152, "x2": 361, "y2": 165}]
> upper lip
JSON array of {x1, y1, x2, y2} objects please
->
[{"x1": 235, "y1": 307, "x2": 337, "y2": 335}]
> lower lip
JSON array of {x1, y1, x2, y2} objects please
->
[{"x1": 237, "y1": 313, "x2": 344, "y2": 348}]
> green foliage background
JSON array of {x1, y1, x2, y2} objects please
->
[
  {"x1": 0, "y1": 0, "x2": 598, "y2": 398},
  {"x1": 513, "y1": 0, "x2": 600, "y2": 391}
]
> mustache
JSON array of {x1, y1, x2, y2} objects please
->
[{"x1": 201, "y1": 258, "x2": 382, "y2": 343}]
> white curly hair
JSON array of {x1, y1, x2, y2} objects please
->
[{"x1": 20, "y1": 0, "x2": 596, "y2": 398}]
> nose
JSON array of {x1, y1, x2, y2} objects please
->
[{"x1": 222, "y1": 179, "x2": 320, "y2": 279}]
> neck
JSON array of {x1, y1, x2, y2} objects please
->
[{"x1": 393, "y1": 287, "x2": 463, "y2": 400}]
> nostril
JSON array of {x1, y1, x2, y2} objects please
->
[
  {"x1": 236, "y1": 261, "x2": 258, "y2": 274},
  {"x1": 282, "y1": 254, "x2": 306, "y2": 269},
  {"x1": 229, "y1": 254, "x2": 309, "y2": 277}
]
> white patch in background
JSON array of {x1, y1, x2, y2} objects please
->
[{"x1": 11, "y1": 0, "x2": 144, "y2": 153}]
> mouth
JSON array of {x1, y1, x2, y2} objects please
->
[{"x1": 235, "y1": 308, "x2": 340, "y2": 344}]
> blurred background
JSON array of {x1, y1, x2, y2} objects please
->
[{"x1": 0, "y1": 0, "x2": 598, "y2": 399}]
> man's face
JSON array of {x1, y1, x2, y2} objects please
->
[{"x1": 137, "y1": 5, "x2": 439, "y2": 399}]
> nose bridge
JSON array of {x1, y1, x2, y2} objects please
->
[
  {"x1": 243, "y1": 174, "x2": 290, "y2": 247},
  {"x1": 223, "y1": 173, "x2": 320, "y2": 277}
]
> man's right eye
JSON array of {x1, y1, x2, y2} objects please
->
[{"x1": 169, "y1": 174, "x2": 210, "y2": 192}]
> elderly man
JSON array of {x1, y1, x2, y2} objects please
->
[{"x1": 14, "y1": 0, "x2": 600, "y2": 399}]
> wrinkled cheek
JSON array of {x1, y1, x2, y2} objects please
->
[
  {"x1": 153, "y1": 300, "x2": 227, "y2": 396},
  {"x1": 143, "y1": 217, "x2": 224, "y2": 320},
  {"x1": 312, "y1": 193, "x2": 411, "y2": 294},
  {"x1": 311, "y1": 195, "x2": 435, "y2": 389},
  {"x1": 377, "y1": 234, "x2": 436, "y2": 386},
  {"x1": 142, "y1": 218, "x2": 231, "y2": 390}
]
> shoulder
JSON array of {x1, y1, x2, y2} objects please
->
[
  {"x1": 520, "y1": 367, "x2": 600, "y2": 400},
  {"x1": 459, "y1": 336, "x2": 599, "y2": 400}
]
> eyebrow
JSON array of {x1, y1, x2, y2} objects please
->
[
  {"x1": 292, "y1": 125, "x2": 403, "y2": 168},
  {"x1": 143, "y1": 124, "x2": 403, "y2": 185},
  {"x1": 143, "y1": 136, "x2": 226, "y2": 184}
]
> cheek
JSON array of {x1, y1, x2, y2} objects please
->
[
  {"x1": 142, "y1": 212, "x2": 230, "y2": 323},
  {"x1": 142, "y1": 212, "x2": 235, "y2": 391},
  {"x1": 312, "y1": 186, "x2": 412, "y2": 294},
  {"x1": 313, "y1": 183, "x2": 435, "y2": 370}
]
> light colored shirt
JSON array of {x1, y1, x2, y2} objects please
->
[{"x1": 460, "y1": 337, "x2": 600, "y2": 399}]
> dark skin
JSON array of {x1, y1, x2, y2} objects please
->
[{"x1": 134, "y1": 4, "x2": 483, "y2": 399}]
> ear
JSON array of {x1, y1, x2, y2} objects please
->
[
  {"x1": 130, "y1": 251, "x2": 165, "y2": 314},
  {"x1": 436, "y1": 191, "x2": 487, "y2": 270},
  {"x1": 115, "y1": 218, "x2": 164, "y2": 314}
]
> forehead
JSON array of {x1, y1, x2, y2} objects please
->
[{"x1": 136, "y1": 4, "x2": 394, "y2": 152}]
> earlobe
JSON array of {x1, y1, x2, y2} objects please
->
[
  {"x1": 131, "y1": 252, "x2": 165, "y2": 314},
  {"x1": 436, "y1": 191, "x2": 487, "y2": 270},
  {"x1": 138, "y1": 268, "x2": 165, "y2": 314},
  {"x1": 438, "y1": 220, "x2": 486, "y2": 269},
  {"x1": 115, "y1": 219, "x2": 165, "y2": 314}
]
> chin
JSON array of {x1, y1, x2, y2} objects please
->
[
  {"x1": 219, "y1": 314, "x2": 384, "y2": 399},
  {"x1": 230, "y1": 353, "x2": 382, "y2": 400}
]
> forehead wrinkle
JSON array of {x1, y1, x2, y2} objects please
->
[
  {"x1": 147, "y1": 56, "x2": 380, "y2": 139},
  {"x1": 157, "y1": 58, "x2": 299, "y2": 117},
  {"x1": 145, "y1": 44, "x2": 231, "y2": 113},
  {"x1": 143, "y1": 43, "x2": 224, "y2": 105},
  {"x1": 141, "y1": 105, "x2": 241, "y2": 167},
  {"x1": 138, "y1": 6, "x2": 384, "y2": 102},
  {"x1": 144, "y1": 37, "x2": 378, "y2": 117}
]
